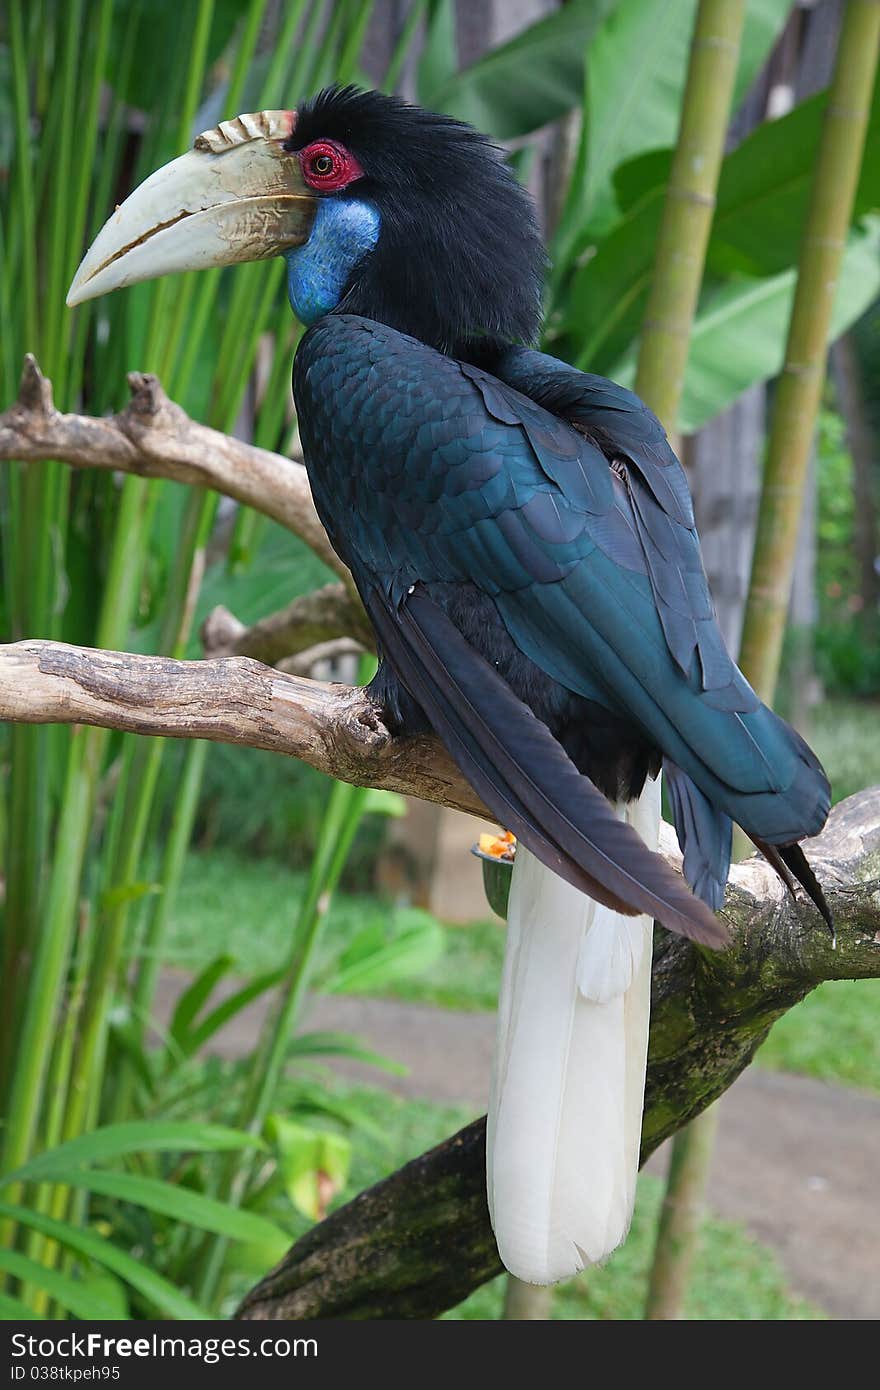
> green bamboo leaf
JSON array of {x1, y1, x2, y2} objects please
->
[
  {"x1": 286, "y1": 1029, "x2": 407, "y2": 1075},
  {"x1": 615, "y1": 13, "x2": 872, "y2": 230},
  {"x1": 429, "y1": 0, "x2": 612, "y2": 139},
  {"x1": 611, "y1": 147, "x2": 673, "y2": 213},
  {"x1": 0, "y1": 1293, "x2": 42, "y2": 1320},
  {"x1": 417, "y1": 0, "x2": 459, "y2": 108},
  {"x1": 184, "y1": 967, "x2": 285, "y2": 1056},
  {"x1": 189, "y1": 524, "x2": 335, "y2": 656},
  {"x1": 107, "y1": 1018, "x2": 157, "y2": 1096},
  {"x1": 105, "y1": 0, "x2": 242, "y2": 110},
  {"x1": 574, "y1": 0, "x2": 698, "y2": 238},
  {"x1": 0, "y1": 1249, "x2": 121, "y2": 1320},
  {"x1": 559, "y1": 184, "x2": 666, "y2": 372},
  {"x1": 561, "y1": 74, "x2": 880, "y2": 372},
  {"x1": 290, "y1": 1083, "x2": 389, "y2": 1140},
  {"x1": 49, "y1": 1169, "x2": 290, "y2": 1255},
  {"x1": 706, "y1": 76, "x2": 880, "y2": 277},
  {"x1": 384, "y1": 0, "x2": 428, "y2": 94},
  {"x1": 2, "y1": 1121, "x2": 264, "y2": 1186},
  {"x1": 324, "y1": 911, "x2": 445, "y2": 994},
  {"x1": 170, "y1": 954, "x2": 236, "y2": 1046},
  {"x1": 678, "y1": 222, "x2": 880, "y2": 430},
  {"x1": 76, "y1": 1266, "x2": 130, "y2": 1320},
  {"x1": 99, "y1": 880, "x2": 161, "y2": 913},
  {"x1": 0, "y1": 1201, "x2": 209, "y2": 1320},
  {"x1": 361, "y1": 787, "x2": 408, "y2": 818}
]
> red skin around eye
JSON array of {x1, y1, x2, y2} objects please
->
[{"x1": 299, "y1": 140, "x2": 364, "y2": 192}]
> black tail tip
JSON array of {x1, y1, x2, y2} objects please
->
[{"x1": 777, "y1": 843, "x2": 834, "y2": 937}]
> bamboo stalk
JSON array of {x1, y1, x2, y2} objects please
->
[
  {"x1": 632, "y1": 0, "x2": 748, "y2": 1323},
  {"x1": 634, "y1": 0, "x2": 747, "y2": 422},
  {"x1": 739, "y1": 0, "x2": 880, "y2": 703},
  {"x1": 646, "y1": 0, "x2": 880, "y2": 1322},
  {"x1": 502, "y1": 1276, "x2": 553, "y2": 1320},
  {"x1": 643, "y1": 1101, "x2": 721, "y2": 1318}
]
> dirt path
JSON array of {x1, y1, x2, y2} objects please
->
[{"x1": 155, "y1": 975, "x2": 879, "y2": 1319}]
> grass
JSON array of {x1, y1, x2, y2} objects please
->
[
  {"x1": 755, "y1": 979, "x2": 880, "y2": 1089},
  {"x1": 223, "y1": 1077, "x2": 821, "y2": 1320},
  {"x1": 808, "y1": 695, "x2": 880, "y2": 803},
  {"x1": 167, "y1": 844, "x2": 506, "y2": 1009},
  {"x1": 166, "y1": 848, "x2": 381, "y2": 976}
]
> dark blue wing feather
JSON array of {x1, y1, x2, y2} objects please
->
[{"x1": 294, "y1": 316, "x2": 830, "y2": 883}]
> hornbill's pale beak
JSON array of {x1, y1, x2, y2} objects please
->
[{"x1": 67, "y1": 111, "x2": 316, "y2": 307}]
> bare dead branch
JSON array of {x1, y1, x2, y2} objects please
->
[
  {"x1": 278, "y1": 639, "x2": 366, "y2": 676},
  {"x1": 0, "y1": 639, "x2": 486, "y2": 819},
  {"x1": 0, "y1": 355, "x2": 349, "y2": 586},
  {"x1": 200, "y1": 583, "x2": 373, "y2": 663}
]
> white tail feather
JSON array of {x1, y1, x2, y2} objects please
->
[{"x1": 486, "y1": 776, "x2": 661, "y2": 1285}]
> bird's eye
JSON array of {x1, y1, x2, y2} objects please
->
[{"x1": 299, "y1": 139, "x2": 363, "y2": 191}]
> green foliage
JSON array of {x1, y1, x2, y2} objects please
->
[
  {"x1": 757, "y1": 979, "x2": 880, "y2": 1091},
  {"x1": 0, "y1": 2, "x2": 429, "y2": 1319},
  {"x1": 425, "y1": 0, "x2": 613, "y2": 138},
  {"x1": 264, "y1": 1115, "x2": 351, "y2": 1221},
  {"x1": 166, "y1": 846, "x2": 446, "y2": 989},
  {"x1": 809, "y1": 696, "x2": 880, "y2": 806},
  {"x1": 554, "y1": 0, "x2": 789, "y2": 251},
  {"x1": 643, "y1": 220, "x2": 879, "y2": 431},
  {"x1": 3, "y1": 0, "x2": 880, "y2": 1323},
  {"x1": 0, "y1": 1121, "x2": 274, "y2": 1318}
]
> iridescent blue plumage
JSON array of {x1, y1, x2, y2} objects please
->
[
  {"x1": 283, "y1": 85, "x2": 831, "y2": 934},
  {"x1": 295, "y1": 315, "x2": 830, "y2": 865}
]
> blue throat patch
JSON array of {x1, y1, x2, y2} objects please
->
[{"x1": 285, "y1": 198, "x2": 380, "y2": 325}]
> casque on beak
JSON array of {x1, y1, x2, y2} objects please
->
[{"x1": 66, "y1": 110, "x2": 316, "y2": 307}]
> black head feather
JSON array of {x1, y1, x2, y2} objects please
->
[{"x1": 286, "y1": 85, "x2": 545, "y2": 356}]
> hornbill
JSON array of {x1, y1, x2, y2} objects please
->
[{"x1": 68, "y1": 87, "x2": 832, "y2": 1286}]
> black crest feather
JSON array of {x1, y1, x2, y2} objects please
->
[{"x1": 286, "y1": 85, "x2": 545, "y2": 355}]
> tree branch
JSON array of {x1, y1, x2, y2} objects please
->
[
  {"x1": 200, "y1": 583, "x2": 373, "y2": 663},
  {"x1": 0, "y1": 355, "x2": 350, "y2": 587},
  {"x1": 278, "y1": 640, "x2": 366, "y2": 677},
  {"x1": 237, "y1": 788, "x2": 880, "y2": 1320},
  {"x1": 0, "y1": 639, "x2": 486, "y2": 819}
]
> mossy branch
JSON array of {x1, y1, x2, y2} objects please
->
[{"x1": 236, "y1": 789, "x2": 880, "y2": 1320}]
